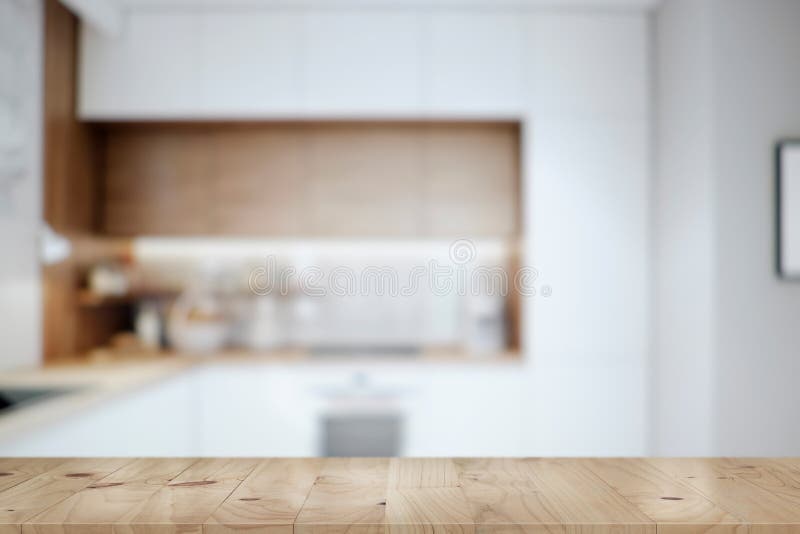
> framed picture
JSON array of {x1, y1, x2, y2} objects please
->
[{"x1": 777, "y1": 140, "x2": 800, "y2": 278}]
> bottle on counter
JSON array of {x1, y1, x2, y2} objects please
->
[
  {"x1": 462, "y1": 292, "x2": 507, "y2": 357},
  {"x1": 134, "y1": 301, "x2": 162, "y2": 351}
]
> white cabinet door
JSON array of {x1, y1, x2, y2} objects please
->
[
  {"x1": 79, "y1": 11, "x2": 204, "y2": 118},
  {"x1": 200, "y1": 11, "x2": 304, "y2": 116},
  {"x1": 0, "y1": 374, "x2": 198, "y2": 456},
  {"x1": 403, "y1": 366, "x2": 524, "y2": 456},
  {"x1": 422, "y1": 12, "x2": 525, "y2": 115},
  {"x1": 524, "y1": 12, "x2": 648, "y2": 119},
  {"x1": 80, "y1": 10, "x2": 423, "y2": 118},
  {"x1": 303, "y1": 11, "x2": 422, "y2": 114},
  {"x1": 80, "y1": 10, "x2": 304, "y2": 118},
  {"x1": 198, "y1": 365, "x2": 320, "y2": 456}
]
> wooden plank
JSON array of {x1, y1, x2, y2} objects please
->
[
  {"x1": 206, "y1": 458, "x2": 323, "y2": 534},
  {"x1": 0, "y1": 458, "x2": 131, "y2": 534},
  {"x1": 319, "y1": 458, "x2": 391, "y2": 488},
  {"x1": 583, "y1": 458, "x2": 744, "y2": 534},
  {"x1": 386, "y1": 487, "x2": 474, "y2": 534},
  {"x1": 455, "y1": 458, "x2": 539, "y2": 486},
  {"x1": 23, "y1": 458, "x2": 197, "y2": 534},
  {"x1": 712, "y1": 457, "x2": 800, "y2": 534},
  {"x1": 10, "y1": 458, "x2": 800, "y2": 532},
  {"x1": 295, "y1": 458, "x2": 390, "y2": 534},
  {"x1": 646, "y1": 459, "x2": 721, "y2": 481},
  {"x1": 648, "y1": 458, "x2": 800, "y2": 529},
  {"x1": 114, "y1": 458, "x2": 259, "y2": 534},
  {"x1": 0, "y1": 459, "x2": 67, "y2": 494},
  {"x1": 768, "y1": 458, "x2": 800, "y2": 472},
  {"x1": 389, "y1": 458, "x2": 460, "y2": 488},
  {"x1": 525, "y1": 459, "x2": 655, "y2": 534},
  {"x1": 455, "y1": 458, "x2": 563, "y2": 534}
]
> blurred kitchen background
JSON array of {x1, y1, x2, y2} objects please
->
[{"x1": 1, "y1": 0, "x2": 799, "y2": 457}]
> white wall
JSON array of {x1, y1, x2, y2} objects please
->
[
  {"x1": 711, "y1": 0, "x2": 800, "y2": 455},
  {"x1": 654, "y1": 0, "x2": 800, "y2": 455},
  {"x1": 652, "y1": 0, "x2": 716, "y2": 455},
  {"x1": 0, "y1": 0, "x2": 42, "y2": 370}
]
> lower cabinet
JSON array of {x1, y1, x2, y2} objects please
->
[
  {"x1": 197, "y1": 365, "x2": 320, "y2": 456},
  {"x1": 0, "y1": 372, "x2": 199, "y2": 456},
  {"x1": 0, "y1": 364, "x2": 524, "y2": 456}
]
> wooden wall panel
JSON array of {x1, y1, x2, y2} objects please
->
[
  {"x1": 424, "y1": 124, "x2": 519, "y2": 237},
  {"x1": 214, "y1": 127, "x2": 306, "y2": 235},
  {"x1": 42, "y1": 0, "x2": 129, "y2": 362},
  {"x1": 101, "y1": 122, "x2": 520, "y2": 238},
  {"x1": 105, "y1": 128, "x2": 213, "y2": 235},
  {"x1": 305, "y1": 124, "x2": 424, "y2": 237}
]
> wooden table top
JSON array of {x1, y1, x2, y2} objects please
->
[{"x1": 0, "y1": 457, "x2": 799, "y2": 533}]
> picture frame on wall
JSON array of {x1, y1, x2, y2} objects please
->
[{"x1": 776, "y1": 140, "x2": 800, "y2": 279}]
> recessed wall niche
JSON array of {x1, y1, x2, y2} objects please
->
[{"x1": 100, "y1": 121, "x2": 521, "y2": 239}]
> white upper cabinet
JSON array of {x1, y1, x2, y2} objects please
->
[
  {"x1": 79, "y1": 9, "x2": 423, "y2": 118},
  {"x1": 200, "y1": 10, "x2": 304, "y2": 117},
  {"x1": 80, "y1": 11, "x2": 204, "y2": 118},
  {"x1": 422, "y1": 11, "x2": 525, "y2": 115},
  {"x1": 77, "y1": 7, "x2": 648, "y2": 120},
  {"x1": 302, "y1": 11, "x2": 422, "y2": 114},
  {"x1": 524, "y1": 12, "x2": 648, "y2": 119},
  {"x1": 80, "y1": 10, "x2": 304, "y2": 118}
]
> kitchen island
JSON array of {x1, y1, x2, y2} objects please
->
[{"x1": 0, "y1": 457, "x2": 797, "y2": 533}]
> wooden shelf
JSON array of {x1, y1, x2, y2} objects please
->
[{"x1": 77, "y1": 289, "x2": 179, "y2": 308}]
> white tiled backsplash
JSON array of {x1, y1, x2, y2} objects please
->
[{"x1": 132, "y1": 238, "x2": 511, "y2": 349}]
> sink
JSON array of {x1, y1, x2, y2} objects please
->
[{"x1": 0, "y1": 387, "x2": 80, "y2": 415}]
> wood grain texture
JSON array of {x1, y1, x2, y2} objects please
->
[
  {"x1": 455, "y1": 458, "x2": 562, "y2": 534},
  {"x1": 213, "y1": 127, "x2": 306, "y2": 236},
  {"x1": 104, "y1": 128, "x2": 214, "y2": 236},
  {"x1": 423, "y1": 124, "x2": 519, "y2": 237},
  {"x1": 386, "y1": 488, "x2": 474, "y2": 534},
  {"x1": 206, "y1": 458, "x2": 323, "y2": 534},
  {"x1": 295, "y1": 458, "x2": 391, "y2": 534},
  {"x1": 101, "y1": 122, "x2": 520, "y2": 239},
  {"x1": 23, "y1": 458, "x2": 196, "y2": 534},
  {"x1": 389, "y1": 458, "x2": 460, "y2": 488},
  {"x1": 525, "y1": 459, "x2": 655, "y2": 534},
  {"x1": 0, "y1": 459, "x2": 797, "y2": 534},
  {"x1": 648, "y1": 458, "x2": 800, "y2": 530},
  {"x1": 42, "y1": 0, "x2": 129, "y2": 362},
  {"x1": 583, "y1": 459, "x2": 743, "y2": 534},
  {"x1": 118, "y1": 458, "x2": 259, "y2": 534},
  {"x1": 0, "y1": 458, "x2": 131, "y2": 534},
  {"x1": 0, "y1": 458, "x2": 66, "y2": 494}
]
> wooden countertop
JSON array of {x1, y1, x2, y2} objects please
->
[
  {"x1": 0, "y1": 358, "x2": 193, "y2": 440},
  {"x1": 0, "y1": 457, "x2": 798, "y2": 533}
]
